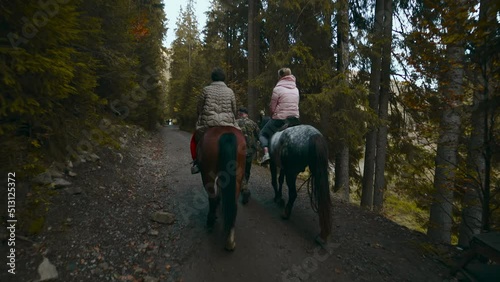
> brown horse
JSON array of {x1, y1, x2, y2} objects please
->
[{"x1": 196, "y1": 126, "x2": 246, "y2": 251}]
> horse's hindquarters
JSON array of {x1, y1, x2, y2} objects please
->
[
  {"x1": 198, "y1": 126, "x2": 246, "y2": 250},
  {"x1": 268, "y1": 125, "x2": 332, "y2": 243}
]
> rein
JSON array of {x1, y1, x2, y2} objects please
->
[{"x1": 297, "y1": 175, "x2": 318, "y2": 213}]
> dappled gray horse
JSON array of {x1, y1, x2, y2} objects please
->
[{"x1": 269, "y1": 125, "x2": 332, "y2": 244}]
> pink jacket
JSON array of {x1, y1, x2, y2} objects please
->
[{"x1": 270, "y1": 75, "x2": 299, "y2": 120}]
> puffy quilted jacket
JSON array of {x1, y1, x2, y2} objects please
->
[
  {"x1": 196, "y1": 81, "x2": 239, "y2": 130},
  {"x1": 270, "y1": 75, "x2": 300, "y2": 120}
]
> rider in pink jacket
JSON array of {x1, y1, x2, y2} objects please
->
[
  {"x1": 270, "y1": 74, "x2": 300, "y2": 120},
  {"x1": 259, "y1": 67, "x2": 300, "y2": 164}
]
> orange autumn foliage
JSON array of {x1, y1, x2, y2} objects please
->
[{"x1": 131, "y1": 13, "x2": 149, "y2": 40}]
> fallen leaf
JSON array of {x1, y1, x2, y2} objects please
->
[{"x1": 119, "y1": 274, "x2": 134, "y2": 281}]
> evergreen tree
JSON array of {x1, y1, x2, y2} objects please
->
[
  {"x1": 0, "y1": 0, "x2": 101, "y2": 174},
  {"x1": 167, "y1": 0, "x2": 205, "y2": 130},
  {"x1": 458, "y1": 0, "x2": 499, "y2": 245},
  {"x1": 404, "y1": 0, "x2": 491, "y2": 243},
  {"x1": 0, "y1": 0, "x2": 168, "y2": 175},
  {"x1": 247, "y1": 0, "x2": 261, "y2": 120}
]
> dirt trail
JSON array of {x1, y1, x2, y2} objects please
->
[{"x1": 2, "y1": 125, "x2": 452, "y2": 282}]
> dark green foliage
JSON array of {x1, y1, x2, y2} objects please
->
[
  {"x1": 166, "y1": 1, "x2": 205, "y2": 131},
  {"x1": 0, "y1": 0, "x2": 168, "y2": 177}
]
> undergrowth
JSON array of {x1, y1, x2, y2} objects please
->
[{"x1": 382, "y1": 192, "x2": 428, "y2": 234}]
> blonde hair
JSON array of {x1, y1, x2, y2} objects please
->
[{"x1": 278, "y1": 67, "x2": 292, "y2": 78}]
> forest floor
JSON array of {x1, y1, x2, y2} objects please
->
[{"x1": 1, "y1": 125, "x2": 497, "y2": 282}]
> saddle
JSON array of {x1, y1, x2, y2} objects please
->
[{"x1": 278, "y1": 116, "x2": 301, "y2": 131}]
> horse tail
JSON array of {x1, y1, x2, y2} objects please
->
[
  {"x1": 218, "y1": 132, "x2": 238, "y2": 232},
  {"x1": 309, "y1": 134, "x2": 332, "y2": 239}
]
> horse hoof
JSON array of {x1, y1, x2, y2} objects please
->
[
  {"x1": 206, "y1": 220, "x2": 215, "y2": 228},
  {"x1": 206, "y1": 215, "x2": 216, "y2": 227},
  {"x1": 315, "y1": 235, "x2": 327, "y2": 246},
  {"x1": 315, "y1": 235, "x2": 334, "y2": 253},
  {"x1": 225, "y1": 241, "x2": 236, "y2": 251},
  {"x1": 274, "y1": 197, "x2": 284, "y2": 206},
  {"x1": 278, "y1": 199, "x2": 285, "y2": 207},
  {"x1": 281, "y1": 211, "x2": 290, "y2": 220},
  {"x1": 281, "y1": 205, "x2": 292, "y2": 219},
  {"x1": 241, "y1": 191, "x2": 251, "y2": 205}
]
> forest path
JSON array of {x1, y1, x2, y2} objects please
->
[{"x1": 3, "y1": 125, "x2": 450, "y2": 282}]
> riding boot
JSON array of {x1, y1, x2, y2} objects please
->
[
  {"x1": 191, "y1": 160, "x2": 200, "y2": 174},
  {"x1": 260, "y1": 147, "x2": 270, "y2": 164}
]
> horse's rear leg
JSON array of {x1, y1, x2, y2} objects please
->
[
  {"x1": 276, "y1": 169, "x2": 285, "y2": 207},
  {"x1": 271, "y1": 162, "x2": 284, "y2": 205},
  {"x1": 282, "y1": 172, "x2": 298, "y2": 220},
  {"x1": 225, "y1": 227, "x2": 236, "y2": 251},
  {"x1": 207, "y1": 196, "x2": 219, "y2": 227},
  {"x1": 270, "y1": 162, "x2": 279, "y2": 201},
  {"x1": 224, "y1": 191, "x2": 237, "y2": 251}
]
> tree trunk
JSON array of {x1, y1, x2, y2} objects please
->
[
  {"x1": 247, "y1": 0, "x2": 260, "y2": 120},
  {"x1": 335, "y1": 146, "x2": 350, "y2": 201},
  {"x1": 458, "y1": 78, "x2": 489, "y2": 247},
  {"x1": 335, "y1": 0, "x2": 350, "y2": 202},
  {"x1": 428, "y1": 111, "x2": 460, "y2": 244},
  {"x1": 458, "y1": 97, "x2": 485, "y2": 245},
  {"x1": 478, "y1": 0, "x2": 495, "y2": 234},
  {"x1": 337, "y1": 0, "x2": 349, "y2": 73},
  {"x1": 479, "y1": 0, "x2": 499, "y2": 232},
  {"x1": 361, "y1": 0, "x2": 384, "y2": 209},
  {"x1": 458, "y1": 0, "x2": 492, "y2": 242},
  {"x1": 373, "y1": 0, "x2": 392, "y2": 212},
  {"x1": 427, "y1": 41, "x2": 464, "y2": 244},
  {"x1": 482, "y1": 112, "x2": 492, "y2": 232}
]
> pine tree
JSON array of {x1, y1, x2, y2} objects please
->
[
  {"x1": 0, "y1": 0, "x2": 101, "y2": 174},
  {"x1": 167, "y1": 0, "x2": 204, "y2": 129},
  {"x1": 458, "y1": 0, "x2": 499, "y2": 245}
]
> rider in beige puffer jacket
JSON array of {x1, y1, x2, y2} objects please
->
[
  {"x1": 196, "y1": 81, "x2": 239, "y2": 132},
  {"x1": 190, "y1": 68, "x2": 239, "y2": 174}
]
